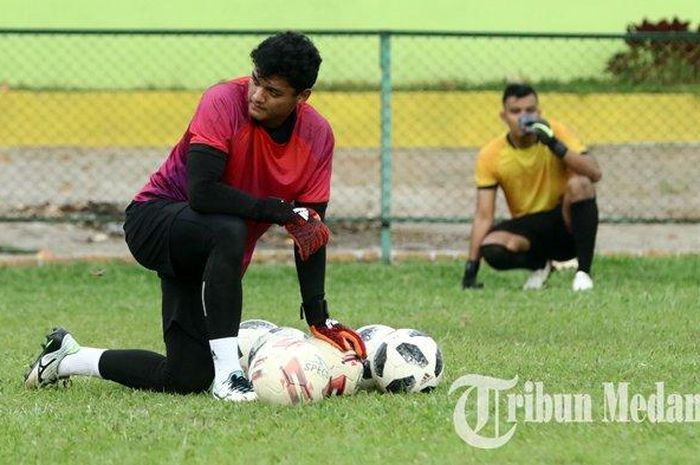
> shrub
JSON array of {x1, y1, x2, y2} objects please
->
[{"x1": 606, "y1": 18, "x2": 700, "y2": 84}]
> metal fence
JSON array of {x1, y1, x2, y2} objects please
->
[{"x1": 1, "y1": 29, "x2": 700, "y2": 253}]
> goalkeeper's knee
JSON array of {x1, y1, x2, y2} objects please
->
[{"x1": 480, "y1": 244, "x2": 536, "y2": 270}]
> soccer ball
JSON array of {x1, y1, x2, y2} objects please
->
[
  {"x1": 356, "y1": 324, "x2": 395, "y2": 390},
  {"x1": 372, "y1": 328, "x2": 444, "y2": 394},
  {"x1": 238, "y1": 319, "x2": 278, "y2": 373},
  {"x1": 308, "y1": 338, "x2": 363, "y2": 396},
  {"x1": 246, "y1": 326, "x2": 308, "y2": 372},
  {"x1": 248, "y1": 338, "x2": 331, "y2": 405}
]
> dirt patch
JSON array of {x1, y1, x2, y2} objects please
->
[
  {"x1": 2, "y1": 143, "x2": 699, "y2": 265},
  {"x1": 1, "y1": 144, "x2": 699, "y2": 222}
]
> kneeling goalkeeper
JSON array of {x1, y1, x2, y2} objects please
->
[{"x1": 24, "y1": 32, "x2": 366, "y2": 402}]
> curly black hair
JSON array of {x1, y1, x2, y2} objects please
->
[{"x1": 250, "y1": 31, "x2": 322, "y2": 93}]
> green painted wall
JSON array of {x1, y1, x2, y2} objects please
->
[
  {"x1": 2, "y1": 0, "x2": 699, "y2": 32},
  {"x1": 1, "y1": 1, "x2": 699, "y2": 89}
]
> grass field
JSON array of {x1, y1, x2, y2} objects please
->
[{"x1": 2, "y1": 257, "x2": 699, "y2": 464}]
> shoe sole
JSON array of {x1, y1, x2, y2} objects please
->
[{"x1": 213, "y1": 392, "x2": 258, "y2": 402}]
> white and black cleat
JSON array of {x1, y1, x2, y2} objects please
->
[
  {"x1": 212, "y1": 370, "x2": 257, "y2": 402},
  {"x1": 24, "y1": 327, "x2": 80, "y2": 389}
]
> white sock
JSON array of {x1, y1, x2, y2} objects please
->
[
  {"x1": 58, "y1": 347, "x2": 106, "y2": 378},
  {"x1": 209, "y1": 337, "x2": 242, "y2": 386}
]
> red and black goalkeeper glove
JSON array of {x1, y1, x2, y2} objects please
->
[
  {"x1": 310, "y1": 319, "x2": 367, "y2": 359},
  {"x1": 284, "y1": 207, "x2": 330, "y2": 261}
]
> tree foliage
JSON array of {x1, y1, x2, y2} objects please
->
[{"x1": 606, "y1": 18, "x2": 700, "y2": 84}]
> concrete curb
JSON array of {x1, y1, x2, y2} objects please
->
[{"x1": 1, "y1": 247, "x2": 695, "y2": 268}]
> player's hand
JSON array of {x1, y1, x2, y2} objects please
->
[
  {"x1": 310, "y1": 319, "x2": 367, "y2": 359},
  {"x1": 284, "y1": 207, "x2": 330, "y2": 261},
  {"x1": 521, "y1": 117, "x2": 568, "y2": 158},
  {"x1": 523, "y1": 118, "x2": 554, "y2": 145},
  {"x1": 461, "y1": 259, "x2": 483, "y2": 289},
  {"x1": 255, "y1": 197, "x2": 296, "y2": 225}
]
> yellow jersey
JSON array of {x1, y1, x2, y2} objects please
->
[{"x1": 474, "y1": 120, "x2": 587, "y2": 218}]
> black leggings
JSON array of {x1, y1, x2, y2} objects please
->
[
  {"x1": 105, "y1": 200, "x2": 247, "y2": 393},
  {"x1": 166, "y1": 206, "x2": 247, "y2": 340},
  {"x1": 124, "y1": 201, "x2": 247, "y2": 340},
  {"x1": 99, "y1": 322, "x2": 213, "y2": 394}
]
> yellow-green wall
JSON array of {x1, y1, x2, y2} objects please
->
[
  {"x1": 3, "y1": 91, "x2": 698, "y2": 147},
  {"x1": 2, "y1": 0, "x2": 699, "y2": 33}
]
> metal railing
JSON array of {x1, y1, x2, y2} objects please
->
[{"x1": 1, "y1": 29, "x2": 699, "y2": 260}]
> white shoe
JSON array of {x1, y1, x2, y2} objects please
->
[
  {"x1": 572, "y1": 271, "x2": 594, "y2": 291},
  {"x1": 25, "y1": 327, "x2": 81, "y2": 389},
  {"x1": 212, "y1": 370, "x2": 257, "y2": 402},
  {"x1": 523, "y1": 262, "x2": 552, "y2": 290}
]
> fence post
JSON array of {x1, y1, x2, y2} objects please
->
[{"x1": 379, "y1": 32, "x2": 392, "y2": 264}]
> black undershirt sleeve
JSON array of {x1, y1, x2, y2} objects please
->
[
  {"x1": 188, "y1": 142, "x2": 328, "y2": 324},
  {"x1": 294, "y1": 202, "x2": 329, "y2": 326},
  {"x1": 187, "y1": 143, "x2": 259, "y2": 217},
  {"x1": 187, "y1": 143, "x2": 297, "y2": 224}
]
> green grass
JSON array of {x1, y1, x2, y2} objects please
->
[{"x1": 1, "y1": 257, "x2": 699, "y2": 464}]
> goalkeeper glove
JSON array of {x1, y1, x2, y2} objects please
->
[
  {"x1": 461, "y1": 259, "x2": 483, "y2": 289},
  {"x1": 285, "y1": 207, "x2": 330, "y2": 261},
  {"x1": 310, "y1": 320, "x2": 367, "y2": 359},
  {"x1": 302, "y1": 298, "x2": 367, "y2": 358},
  {"x1": 520, "y1": 116, "x2": 568, "y2": 159}
]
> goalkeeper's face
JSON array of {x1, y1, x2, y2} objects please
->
[
  {"x1": 501, "y1": 94, "x2": 540, "y2": 138},
  {"x1": 248, "y1": 71, "x2": 311, "y2": 128}
]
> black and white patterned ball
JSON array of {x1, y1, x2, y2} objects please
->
[{"x1": 372, "y1": 328, "x2": 444, "y2": 393}]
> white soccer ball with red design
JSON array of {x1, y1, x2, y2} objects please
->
[
  {"x1": 248, "y1": 339, "x2": 331, "y2": 405},
  {"x1": 246, "y1": 326, "x2": 308, "y2": 372},
  {"x1": 356, "y1": 324, "x2": 395, "y2": 390},
  {"x1": 308, "y1": 338, "x2": 363, "y2": 396},
  {"x1": 372, "y1": 328, "x2": 444, "y2": 394},
  {"x1": 238, "y1": 319, "x2": 278, "y2": 373}
]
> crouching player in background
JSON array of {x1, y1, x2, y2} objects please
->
[
  {"x1": 462, "y1": 83, "x2": 602, "y2": 292},
  {"x1": 25, "y1": 32, "x2": 366, "y2": 402}
]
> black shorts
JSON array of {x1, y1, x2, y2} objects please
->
[
  {"x1": 123, "y1": 199, "x2": 188, "y2": 277},
  {"x1": 123, "y1": 199, "x2": 208, "y2": 340},
  {"x1": 490, "y1": 205, "x2": 576, "y2": 262}
]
